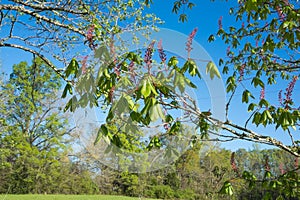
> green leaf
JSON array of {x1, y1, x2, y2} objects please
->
[
  {"x1": 61, "y1": 83, "x2": 73, "y2": 98},
  {"x1": 149, "y1": 100, "x2": 165, "y2": 121},
  {"x1": 141, "y1": 98, "x2": 152, "y2": 115},
  {"x1": 219, "y1": 181, "x2": 234, "y2": 196},
  {"x1": 168, "y1": 56, "x2": 178, "y2": 67},
  {"x1": 253, "y1": 112, "x2": 261, "y2": 126},
  {"x1": 94, "y1": 45, "x2": 110, "y2": 60},
  {"x1": 251, "y1": 77, "x2": 264, "y2": 88},
  {"x1": 141, "y1": 80, "x2": 151, "y2": 98},
  {"x1": 130, "y1": 111, "x2": 141, "y2": 122},
  {"x1": 169, "y1": 121, "x2": 181, "y2": 135},
  {"x1": 264, "y1": 171, "x2": 272, "y2": 179},
  {"x1": 174, "y1": 71, "x2": 185, "y2": 93},
  {"x1": 263, "y1": 192, "x2": 272, "y2": 200},
  {"x1": 208, "y1": 34, "x2": 215, "y2": 42},
  {"x1": 64, "y1": 96, "x2": 77, "y2": 112},
  {"x1": 187, "y1": 2, "x2": 195, "y2": 9},
  {"x1": 65, "y1": 59, "x2": 79, "y2": 78},
  {"x1": 94, "y1": 124, "x2": 109, "y2": 145},
  {"x1": 259, "y1": 99, "x2": 270, "y2": 107},
  {"x1": 148, "y1": 81, "x2": 158, "y2": 96},
  {"x1": 276, "y1": 195, "x2": 284, "y2": 200},
  {"x1": 206, "y1": 61, "x2": 221, "y2": 79},
  {"x1": 179, "y1": 14, "x2": 187, "y2": 22},
  {"x1": 144, "y1": 0, "x2": 153, "y2": 7},
  {"x1": 242, "y1": 90, "x2": 254, "y2": 103},
  {"x1": 248, "y1": 103, "x2": 256, "y2": 112},
  {"x1": 103, "y1": 68, "x2": 110, "y2": 78},
  {"x1": 186, "y1": 59, "x2": 200, "y2": 77},
  {"x1": 265, "y1": 110, "x2": 272, "y2": 120}
]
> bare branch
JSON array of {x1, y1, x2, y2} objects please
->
[
  {"x1": 0, "y1": 4, "x2": 86, "y2": 36},
  {"x1": 10, "y1": 0, "x2": 90, "y2": 15},
  {"x1": 0, "y1": 42, "x2": 71, "y2": 83}
]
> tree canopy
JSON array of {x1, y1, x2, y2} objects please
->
[
  {"x1": 0, "y1": 59, "x2": 98, "y2": 194},
  {"x1": 0, "y1": 0, "x2": 299, "y2": 198}
]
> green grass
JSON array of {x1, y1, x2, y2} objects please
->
[{"x1": 0, "y1": 195, "x2": 159, "y2": 200}]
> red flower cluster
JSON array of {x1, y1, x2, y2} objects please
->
[
  {"x1": 81, "y1": 55, "x2": 88, "y2": 74},
  {"x1": 226, "y1": 46, "x2": 231, "y2": 56},
  {"x1": 230, "y1": 152, "x2": 239, "y2": 174},
  {"x1": 278, "y1": 90, "x2": 283, "y2": 105},
  {"x1": 144, "y1": 41, "x2": 155, "y2": 66},
  {"x1": 87, "y1": 25, "x2": 94, "y2": 41},
  {"x1": 283, "y1": 0, "x2": 290, "y2": 6},
  {"x1": 238, "y1": 63, "x2": 245, "y2": 82},
  {"x1": 86, "y1": 25, "x2": 97, "y2": 50},
  {"x1": 218, "y1": 16, "x2": 223, "y2": 30},
  {"x1": 114, "y1": 64, "x2": 120, "y2": 77},
  {"x1": 279, "y1": 163, "x2": 285, "y2": 175},
  {"x1": 260, "y1": 87, "x2": 265, "y2": 100},
  {"x1": 128, "y1": 61, "x2": 136, "y2": 83},
  {"x1": 276, "y1": 6, "x2": 285, "y2": 22},
  {"x1": 186, "y1": 28, "x2": 198, "y2": 58},
  {"x1": 264, "y1": 156, "x2": 270, "y2": 171},
  {"x1": 158, "y1": 39, "x2": 167, "y2": 63},
  {"x1": 108, "y1": 86, "x2": 115, "y2": 103},
  {"x1": 284, "y1": 76, "x2": 298, "y2": 108}
]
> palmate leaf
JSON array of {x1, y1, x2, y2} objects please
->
[
  {"x1": 219, "y1": 181, "x2": 234, "y2": 196},
  {"x1": 61, "y1": 83, "x2": 73, "y2": 98},
  {"x1": 140, "y1": 79, "x2": 158, "y2": 98},
  {"x1": 65, "y1": 59, "x2": 79, "y2": 78},
  {"x1": 242, "y1": 90, "x2": 255, "y2": 103},
  {"x1": 64, "y1": 96, "x2": 77, "y2": 112},
  {"x1": 174, "y1": 71, "x2": 185, "y2": 93},
  {"x1": 94, "y1": 124, "x2": 109, "y2": 145},
  {"x1": 206, "y1": 61, "x2": 221, "y2": 79},
  {"x1": 149, "y1": 103, "x2": 165, "y2": 122},
  {"x1": 144, "y1": 0, "x2": 153, "y2": 7},
  {"x1": 179, "y1": 14, "x2": 188, "y2": 22},
  {"x1": 94, "y1": 44, "x2": 110, "y2": 60},
  {"x1": 141, "y1": 80, "x2": 151, "y2": 98}
]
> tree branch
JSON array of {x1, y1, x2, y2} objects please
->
[
  {"x1": 0, "y1": 42, "x2": 71, "y2": 83},
  {"x1": 11, "y1": 0, "x2": 90, "y2": 15},
  {"x1": 0, "y1": 4, "x2": 86, "y2": 36}
]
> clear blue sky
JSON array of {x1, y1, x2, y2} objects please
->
[{"x1": 0, "y1": 0, "x2": 299, "y2": 151}]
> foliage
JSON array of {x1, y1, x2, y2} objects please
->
[
  {"x1": 0, "y1": 195, "x2": 158, "y2": 200},
  {"x1": 1, "y1": 0, "x2": 300, "y2": 198},
  {"x1": 61, "y1": 26, "x2": 220, "y2": 170},
  {"x1": 0, "y1": 0, "x2": 161, "y2": 79},
  {"x1": 208, "y1": 0, "x2": 300, "y2": 156},
  {"x1": 57, "y1": 0, "x2": 299, "y2": 170},
  {"x1": 226, "y1": 148, "x2": 300, "y2": 199},
  {"x1": 91, "y1": 142, "x2": 299, "y2": 199},
  {"x1": 207, "y1": 0, "x2": 300, "y2": 197},
  {"x1": 1, "y1": 0, "x2": 298, "y2": 156},
  {"x1": 0, "y1": 59, "x2": 98, "y2": 194}
]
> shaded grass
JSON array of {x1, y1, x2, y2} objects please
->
[{"x1": 0, "y1": 195, "x2": 159, "y2": 200}]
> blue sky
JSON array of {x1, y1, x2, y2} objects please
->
[
  {"x1": 0, "y1": 0, "x2": 299, "y2": 151},
  {"x1": 146, "y1": 1, "x2": 300, "y2": 151}
]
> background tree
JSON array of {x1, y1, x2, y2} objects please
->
[{"x1": 0, "y1": 58, "x2": 98, "y2": 194}]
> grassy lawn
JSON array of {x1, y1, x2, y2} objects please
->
[{"x1": 0, "y1": 195, "x2": 159, "y2": 200}]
